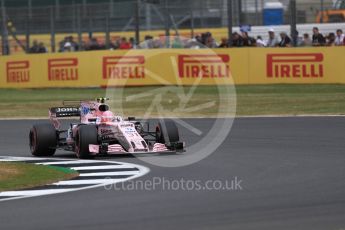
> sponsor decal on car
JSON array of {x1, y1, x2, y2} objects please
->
[
  {"x1": 120, "y1": 124, "x2": 135, "y2": 128},
  {"x1": 81, "y1": 106, "x2": 90, "y2": 115},
  {"x1": 55, "y1": 107, "x2": 79, "y2": 113},
  {"x1": 100, "y1": 128, "x2": 113, "y2": 135}
]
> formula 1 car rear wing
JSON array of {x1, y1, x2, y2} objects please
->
[
  {"x1": 62, "y1": 98, "x2": 109, "y2": 107},
  {"x1": 50, "y1": 97, "x2": 109, "y2": 119},
  {"x1": 49, "y1": 107, "x2": 80, "y2": 118}
]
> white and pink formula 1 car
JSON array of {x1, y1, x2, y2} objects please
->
[{"x1": 29, "y1": 98, "x2": 184, "y2": 159}]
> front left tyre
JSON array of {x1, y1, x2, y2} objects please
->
[
  {"x1": 29, "y1": 123, "x2": 57, "y2": 156},
  {"x1": 75, "y1": 125, "x2": 98, "y2": 159}
]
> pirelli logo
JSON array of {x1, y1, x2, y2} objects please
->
[
  {"x1": 178, "y1": 55, "x2": 230, "y2": 78},
  {"x1": 48, "y1": 58, "x2": 78, "y2": 81},
  {"x1": 103, "y1": 56, "x2": 145, "y2": 79},
  {"x1": 6, "y1": 61, "x2": 30, "y2": 83},
  {"x1": 267, "y1": 53, "x2": 324, "y2": 78}
]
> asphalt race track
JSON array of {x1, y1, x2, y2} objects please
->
[{"x1": 0, "y1": 117, "x2": 345, "y2": 230}]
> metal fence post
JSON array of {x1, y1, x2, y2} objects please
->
[
  {"x1": 82, "y1": 0, "x2": 87, "y2": 18},
  {"x1": 255, "y1": 0, "x2": 260, "y2": 25},
  {"x1": 28, "y1": 0, "x2": 32, "y2": 19},
  {"x1": 190, "y1": 9, "x2": 194, "y2": 39},
  {"x1": 290, "y1": 0, "x2": 297, "y2": 47},
  {"x1": 50, "y1": 6, "x2": 56, "y2": 52},
  {"x1": 145, "y1": 2, "x2": 151, "y2": 30},
  {"x1": 26, "y1": 0, "x2": 32, "y2": 53},
  {"x1": 72, "y1": 1, "x2": 77, "y2": 32},
  {"x1": 227, "y1": 0, "x2": 233, "y2": 47},
  {"x1": 105, "y1": 15, "x2": 110, "y2": 49},
  {"x1": 1, "y1": 0, "x2": 9, "y2": 55},
  {"x1": 26, "y1": 14, "x2": 30, "y2": 53},
  {"x1": 55, "y1": 0, "x2": 60, "y2": 19},
  {"x1": 88, "y1": 16, "x2": 93, "y2": 39},
  {"x1": 135, "y1": 0, "x2": 140, "y2": 45},
  {"x1": 238, "y1": 0, "x2": 243, "y2": 25},
  {"x1": 110, "y1": 0, "x2": 114, "y2": 18},
  {"x1": 77, "y1": 4, "x2": 82, "y2": 50},
  {"x1": 164, "y1": 0, "x2": 170, "y2": 47},
  {"x1": 320, "y1": 0, "x2": 324, "y2": 23}
]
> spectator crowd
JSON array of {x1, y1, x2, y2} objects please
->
[
  {"x1": 28, "y1": 27, "x2": 345, "y2": 54},
  {"x1": 183, "y1": 27, "x2": 345, "y2": 48}
]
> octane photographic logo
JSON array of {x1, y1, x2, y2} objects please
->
[{"x1": 105, "y1": 36, "x2": 237, "y2": 167}]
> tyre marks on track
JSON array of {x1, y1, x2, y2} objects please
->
[{"x1": 0, "y1": 156, "x2": 149, "y2": 202}]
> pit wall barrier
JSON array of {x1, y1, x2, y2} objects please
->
[{"x1": 1, "y1": 47, "x2": 344, "y2": 88}]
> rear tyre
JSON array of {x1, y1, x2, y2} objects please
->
[
  {"x1": 75, "y1": 125, "x2": 98, "y2": 159},
  {"x1": 156, "y1": 119, "x2": 179, "y2": 144},
  {"x1": 29, "y1": 123, "x2": 57, "y2": 157}
]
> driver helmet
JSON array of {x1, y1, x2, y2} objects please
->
[{"x1": 100, "y1": 111, "x2": 115, "y2": 122}]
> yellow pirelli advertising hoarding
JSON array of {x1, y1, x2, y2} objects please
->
[
  {"x1": 0, "y1": 47, "x2": 344, "y2": 88},
  {"x1": 0, "y1": 49, "x2": 237, "y2": 88},
  {"x1": 248, "y1": 47, "x2": 345, "y2": 84}
]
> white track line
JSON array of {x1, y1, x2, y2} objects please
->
[
  {"x1": 79, "y1": 172, "x2": 137, "y2": 176},
  {"x1": 53, "y1": 179, "x2": 124, "y2": 185},
  {"x1": 70, "y1": 165, "x2": 137, "y2": 170},
  {"x1": 0, "y1": 157, "x2": 46, "y2": 161},
  {"x1": 37, "y1": 160, "x2": 102, "y2": 165},
  {"x1": 0, "y1": 189, "x2": 74, "y2": 197}
]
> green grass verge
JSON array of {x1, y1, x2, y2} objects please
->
[
  {"x1": 0, "y1": 162, "x2": 78, "y2": 192},
  {"x1": 0, "y1": 84, "x2": 345, "y2": 118},
  {"x1": 236, "y1": 84, "x2": 345, "y2": 116}
]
